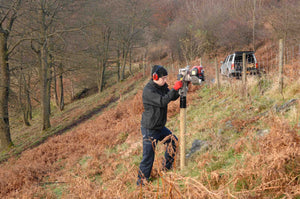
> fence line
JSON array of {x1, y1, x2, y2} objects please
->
[{"x1": 255, "y1": 41, "x2": 300, "y2": 74}]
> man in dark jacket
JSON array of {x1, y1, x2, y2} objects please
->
[{"x1": 137, "y1": 65, "x2": 183, "y2": 186}]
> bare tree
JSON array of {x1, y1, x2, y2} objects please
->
[
  {"x1": 52, "y1": 63, "x2": 64, "y2": 110},
  {"x1": 28, "y1": 0, "x2": 82, "y2": 130},
  {"x1": 16, "y1": 68, "x2": 31, "y2": 126},
  {"x1": 111, "y1": 0, "x2": 152, "y2": 81},
  {"x1": 10, "y1": 49, "x2": 33, "y2": 127},
  {"x1": 0, "y1": 0, "x2": 22, "y2": 151},
  {"x1": 83, "y1": 2, "x2": 112, "y2": 92},
  {"x1": 29, "y1": 0, "x2": 53, "y2": 130}
]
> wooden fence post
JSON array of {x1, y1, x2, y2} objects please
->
[
  {"x1": 143, "y1": 57, "x2": 146, "y2": 77},
  {"x1": 242, "y1": 53, "x2": 247, "y2": 98},
  {"x1": 215, "y1": 57, "x2": 220, "y2": 89},
  {"x1": 180, "y1": 107, "x2": 186, "y2": 170},
  {"x1": 279, "y1": 39, "x2": 283, "y2": 94}
]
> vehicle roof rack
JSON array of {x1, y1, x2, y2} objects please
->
[{"x1": 234, "y1": 51, "x2": 255, "y2": 54}]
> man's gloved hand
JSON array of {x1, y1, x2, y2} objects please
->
[{"x1": 173, "y1": 81, "x2": 183, "y2": 91}]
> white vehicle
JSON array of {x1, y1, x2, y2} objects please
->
[{"x1": 220, "y1": 51, "x2": 258, "y2": 78}]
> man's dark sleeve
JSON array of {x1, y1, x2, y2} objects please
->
[
  {"x1": 170, "y1": 89, "x2": 180, "y2": 101},
  {"x1": 143, "y1": 87, "x2": 179, "y2": 107}
]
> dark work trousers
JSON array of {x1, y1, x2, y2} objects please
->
[{"x1": 137, "y1": 126, "x2": 178, "y2": 185}]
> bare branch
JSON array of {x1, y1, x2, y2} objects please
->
[
  {"x1": 31, "y1": 39, "x2": 40, "y2": 54},
  {"x1": 47, "y1": 25, "x2": 90, "y2": 38},
  {"x1": 0, "y1": 4, "x2": 11, "y2": 25},
  {"x1": 7, "y1": 37, "x2": 32, "y2": 56},
  {"x1": 0, "y1": 0, "x2": 21, "y2": 27}
]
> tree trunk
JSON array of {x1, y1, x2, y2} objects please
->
[
  {"x1": 0, "y1": 32, "x2": 12, "y2": 151},
  {"x1": 58, "y1": 63, "x2": 64, "y2": 111},
  {"x1": 117, "y1": 49, "x2": 121, "y2": 82},
  {"x1": 120, "y1": 46, "x2": 128, "y2": 81},
  {"x1": 41, "y1": 43, "x2": 51, "y2": 130},
  {"x1": 26, "y1": 74, "x2": 32, "y2": 120},
  {"x1": 252, "y1": 0, "x2": 256, "y2": 51},
  {"x1": 38, "y1": 1, "x2": 52, "y2": 130},
  {"x1": 18, "y1": 71, "x2": 30, "y2": 126},
  {"x1": 97, "y1": 59, "x2": 102, "y2": 93},
  {"x1": 53, "y1": 65, "x2": 59, "y2": 108},
  {"x1": 129, "y1": 47, "x2": 133, "y2": 76},
  {"x1": 98, "y1": 59, "x2": 106, "y2": 93},
  {"x1": 24, "y1": 74, "x2": 32, "y2": 122},
  {"x1": 70, "y1": 79, "x2": 74, "y2": 100}
]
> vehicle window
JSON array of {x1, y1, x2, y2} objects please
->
[
  {"x1": 229, "y1": 55, "x2": 233, "y2": 62},
  {"x1": 247, "y1": 54, "x2": 255, "y2": 63},
  {"x1": 234, "y1": 53, "x2": 255, "y2": 64},
  {"x1": 235, "y1": 55, "x2": 242, "y2": 63}
]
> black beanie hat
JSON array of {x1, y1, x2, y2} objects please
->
[{"x1": 151, "y1": 65, "x2": 168, "y2": 78}]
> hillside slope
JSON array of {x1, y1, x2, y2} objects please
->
[{"x1": 0, "y1": 64, "x2": 299, "y2": 198}]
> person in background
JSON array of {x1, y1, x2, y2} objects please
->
[{"x1": 137, "y1": 65, "x2": 183, "y2": 186}]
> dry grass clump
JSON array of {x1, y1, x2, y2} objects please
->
[
  {"x1": 230, "y1": 117, "x2": 300, "y2": 198},
  {"x1": 284, "y1": 63, "x2": 300, "y2": 80}
]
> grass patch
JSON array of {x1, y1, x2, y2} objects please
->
[
  {"x1": 205, "y1": 148, "x2": 238, "y2": 172},
  {"x1": 79, "y1": 156, "x2": 92, "y2": 168},
  {"x1": 118, "y1": 132, "x2": 129, "y2": 143}
]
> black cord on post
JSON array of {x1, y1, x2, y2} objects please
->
[{"x1": 180, "y1": 95, "x2": 186, "y2": 108}]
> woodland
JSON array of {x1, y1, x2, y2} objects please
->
[
  {"x1": 0, "y1": 0, "x2": 299, "y2": 198},
  {"x1": 1, "y1": 0, "x2": 299, "y2": 148}
]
